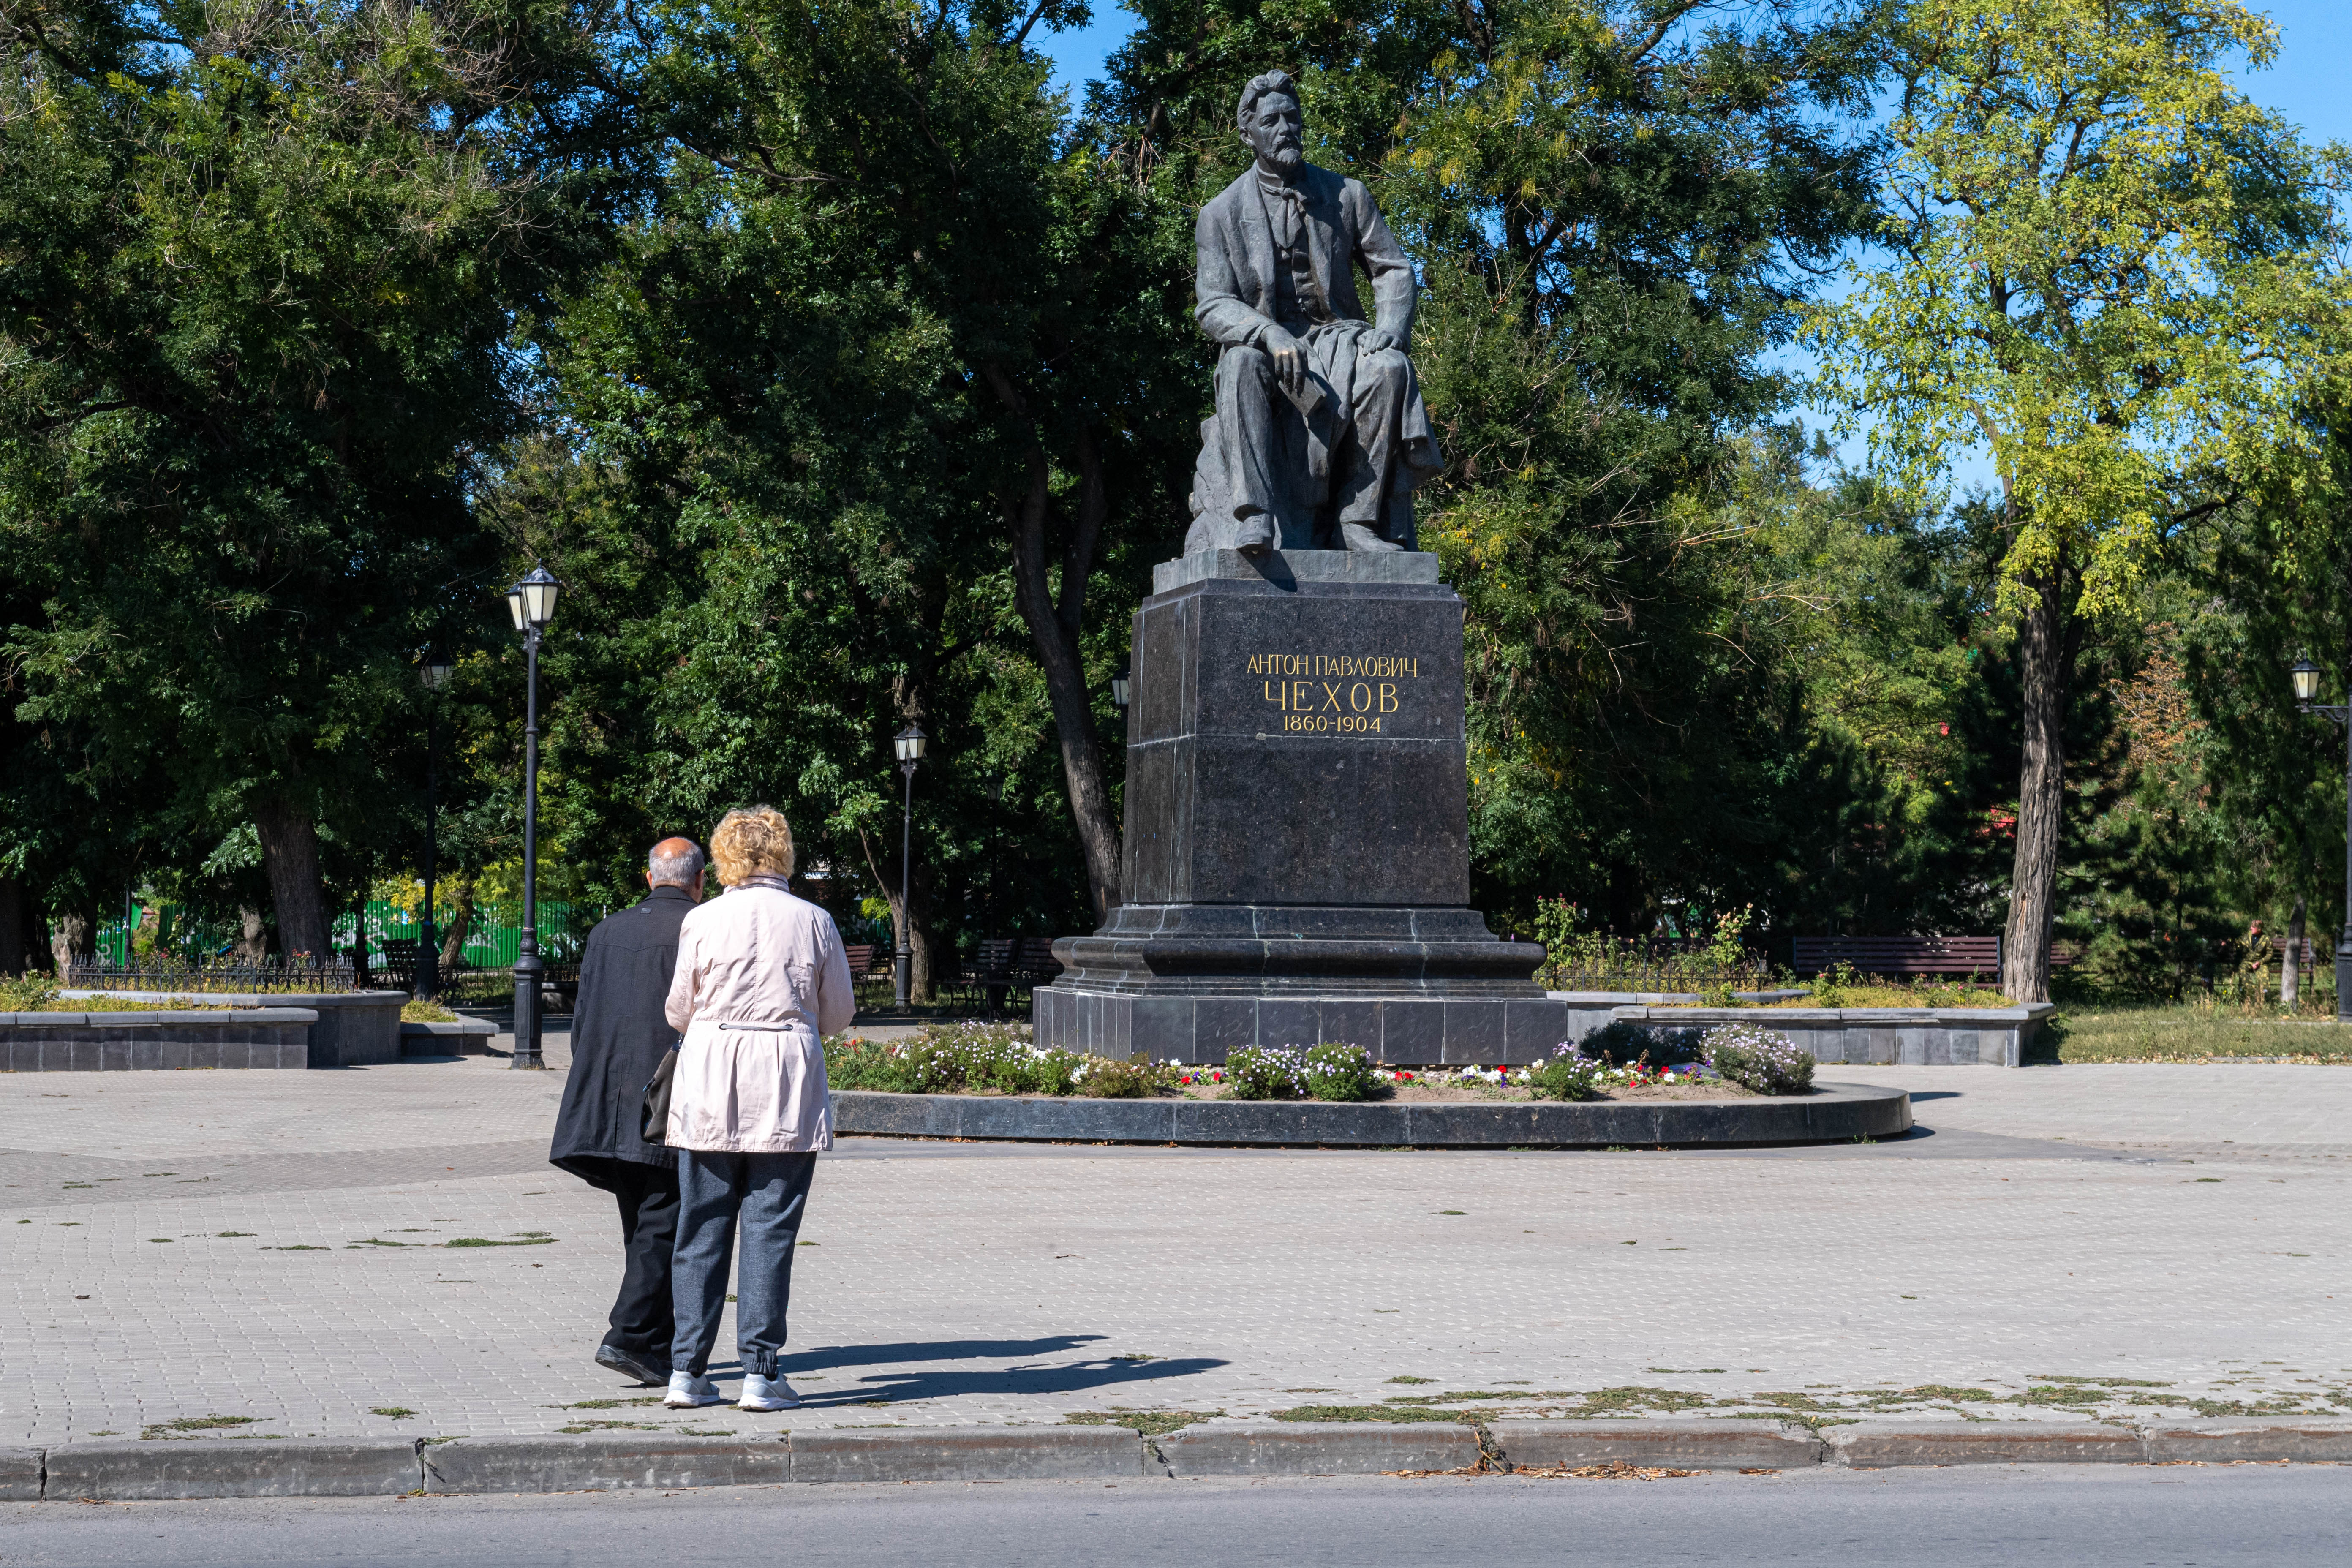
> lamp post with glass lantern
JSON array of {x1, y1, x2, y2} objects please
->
[
  {"x1": 892, "y1": 723, "x2": 928, "y2": 1010},
  {"x1": 2289, "y1": 653, "x2": 2352, "y2": 1021},
  {"x1": 1111, "y1": 659, "x2": 1131, "y2": 715},
  {"x1": 505, "y1": 567, "x2": 560, "y2": 1067},
  {"x1": 416, "y1": 653, "x2": 454, "y2": 1001}
]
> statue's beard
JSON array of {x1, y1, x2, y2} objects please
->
[{"x1": 1265, "y1": 142, "x2": 1303, "y2": 170}]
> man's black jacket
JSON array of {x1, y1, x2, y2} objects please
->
[{"x1": 549, "y1": 884, "x2": 694, "y2": 1187}]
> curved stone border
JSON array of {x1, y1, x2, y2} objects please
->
[{"x1": 830, "y1": 1081, "x2": 1910, "y2": 1148}]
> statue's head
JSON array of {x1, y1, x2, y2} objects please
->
[{"x1": 1236, "y1": 70, "x2": 1304, "y2": 174}]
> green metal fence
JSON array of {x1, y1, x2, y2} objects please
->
[{"x1": 98, "y1": 900, "x2": 605, "y2": 971}]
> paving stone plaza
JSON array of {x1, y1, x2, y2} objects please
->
[{"x1": 2, "y1": 1044, "x2": 2347, "y2": 1447}]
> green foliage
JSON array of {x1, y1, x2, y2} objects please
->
[
  {"x1": 0, "y1": 973, "x2": 60, "y2": 1011},
  {"x1": 0, "y1": 0, "x2": 613, "y2": 950},
  {"x1": 1809, "y1": 963, "x2": 1859, "y2": 1008},
  {"x1": 1699, "y1": 1024, "x2": 1814, "y2": 1095},
  {"x1": 1223, "y1": 1045, "x2": 1306, "y2": 1101},
  {"x1": 1528, "y1": 1049, "x2": 1603, "y2": 1102},
  {"x1": 1303, "y1": 1042, "x2": 1380, "y2": 1102},
  {"x1": 1812, "y1": 0, "x2": 2352, "y2": 614},
  {"x1": 821, "y1": 1022, "x2": 1181, "y2": 1097},
  {"x1": 1577, "y1": 1020, "x2": 1707, "y2": 1068}
]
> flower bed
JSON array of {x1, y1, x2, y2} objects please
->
[{"x1": 825, "y1": 1022, "x2": 1813, "y2": 1103}]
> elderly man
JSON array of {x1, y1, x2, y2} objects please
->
[
  {"x1": 1188, "y1": 69, "x2": 1443, "y2": 555},
  {"x1": 549, "y1": 837, "x2": 705, "y2": 1386}
]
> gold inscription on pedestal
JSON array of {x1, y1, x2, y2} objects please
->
[{"x1": 1246, "y1": 652, "x2": 1422, "y2": 735}]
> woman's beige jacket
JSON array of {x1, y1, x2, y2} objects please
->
[{"x1": 662, "y1": 877, "x2": 856, "y2": 1152}]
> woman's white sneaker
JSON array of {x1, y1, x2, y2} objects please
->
[
  {"x1": 664, "y1": 1371, "x2": 725, "y2": 1408},
  {"x1": 739, "y1": 1373, "x2": 800, "y2": 1411}
]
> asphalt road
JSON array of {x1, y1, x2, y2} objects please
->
[{"x1": 2, "y1": 1467, "x2": 2345, "y2": 1568}]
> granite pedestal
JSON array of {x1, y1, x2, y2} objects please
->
[{"x1": 1036, "y1": 549, "x2": 1568, "y2": 1064}]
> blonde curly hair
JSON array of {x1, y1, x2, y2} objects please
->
[{"x1": 709, "y1": 805, "x2": 795, "y2": 885}]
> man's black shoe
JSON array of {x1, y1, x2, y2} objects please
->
[{"x1": 595, "y1": 1343, "x2": 669, "y2": 1386}]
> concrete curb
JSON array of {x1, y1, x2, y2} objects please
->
[
  {"x1": 2143, "y1": 1420, "x2": 2352, "y2": 1464},
  {"x1": 830, "y1": 1082, "x2": 1912, "y2": 1149},
  {"x1": 791, "y1": 1427, "x2": 1142, "y2": 1483},
  {"x1": 1155, "y1": 1421, "x2": 1481, "y2": 1475},
  {"x1": 422, "y1": 1434, "x2": 787, "y2": 1494},
  {"x1": 1825, "y1": 1421, "x2": 2144, "y2": 1467},
  {"x1": 42, "y1": 1438, "x2": 423, "y2": 1500},
  {"x1": 14, "y1": 1419, "x2": 2349, "y2": 1500},
  {"x1": 1488, "y1": 1418, "x2": 1822, "y2": 1470},
  {"x1": 0, "y1": 1447, "x2": 41, "y2": 1502}
]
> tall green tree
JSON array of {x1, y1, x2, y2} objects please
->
[
  {"x1": 0, "y1": 0, "x2": 624, "y2": 957},
  {"x1": 1808, "y1": 0, "x2": 2352, "y2": 999},
  {"x1": 515, "y1": 0, "x2": 1194, "y2": 991}
]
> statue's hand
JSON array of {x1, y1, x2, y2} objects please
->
[
  {"x1": 1356, "y1": 327, "x2": 1400, "y2": 357},
  {"x1": 1260, "y1": 325, "x2": 1307, "y2": 395}
]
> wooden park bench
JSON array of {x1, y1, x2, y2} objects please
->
[
  {"x1": 948, "y1": 936, "x2": 1065, "y2": 1012},
  {"x1": 1791, "y1": 936, "x2": 2001, "y2": 978}
]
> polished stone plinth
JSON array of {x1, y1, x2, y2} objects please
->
[{"x1": 1036, "y1": 549, "x2": 1566, "y2": 1064}]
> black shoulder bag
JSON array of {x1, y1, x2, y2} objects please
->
[{"x1": 640, "y1": 1046, "x2": 679, "y2": 1146}]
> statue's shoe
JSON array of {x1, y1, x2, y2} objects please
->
[
  {"x1": 1234, "y1": 514, "x2": 1277, "y2": 554},
  {"x1": 1340, "y1": 522, "x2": 1404, "y2": 552}
]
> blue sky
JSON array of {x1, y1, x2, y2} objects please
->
[{"x1": 1039, "y1": 3, "x2": 2352, "y2": 493}]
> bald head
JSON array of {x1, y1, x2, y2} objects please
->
[{"x1": 648, "y1": 837, "x2": 705, "y2": 890}]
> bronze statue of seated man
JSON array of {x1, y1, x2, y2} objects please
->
[{"x1": 1186, "y1": 70, "x2": 1443, "y2": 556}]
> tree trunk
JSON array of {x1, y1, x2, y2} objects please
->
[
  {"x1": 987, "y1": 376, "x2": 1123, "y2": 921},
  {"x1": 234, "y1": 906, "x2": 269, "y2": 962},
  {"x1": 2284, "y1": 894, "x2": 2306, "y2": 1010},
  {"x1": 438, "y1": 872, "x2": 476, "y2": 972},
  {"x1": 253, "y1": 795, "x2": 330, "y2": 962},
  {"x1": 0, "y1": 873, "x2": 22, "y2": 975},
  {"x1": 50, "y1": 909, "x2": 92, "y2": 976},
  {"x1": 2001, "y1": 567, "x2": 2069, "y2": 1004}
]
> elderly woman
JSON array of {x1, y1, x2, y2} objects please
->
[{"x1": 660, "y1": 805, "x2": 855, "y2": 1412}]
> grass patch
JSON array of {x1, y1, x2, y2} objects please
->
[
  {"x1": 1570, "y1": 1387, "x2": 1715, "y2": 1414},
  {"x1": 444, "y1": 1236, "x2": 556, "y2": 1248},
  {"x1": 369, "y1": 1407, "x2": 417, "y2": 1420},
  {"x1": 1063, "y1": 1408, "x2": 1223, "y2": 1437},
  {"x1": 142, "y1": 1415, "x2": 262, "y2": 1440},
  {"x1": 1272, "y1": 1404, "x2": 1475, "y2": 1423},
  {"x1": 1386, "y1": 1376, "x2": 1435, "y2": 1385},
  {"x1": 402, "y1": 999, "x2": 460, "y2": 1023},
  {"x1": 552, "y1": 1397, "x2": 666, "y2": 1410},
  {"x1": 2053, "y1": 1005, "x2": 2352, "y2": 1063},
  {"x1": 267, "y1": 1244, "x2": 328, "y2": 1251},
  {"x1": 2186, "y1": 1396, "x2": 2334, "y2": 1418},
  {"x1": 556, "y1": 1420, "x2": 661, "y2": 1434}
]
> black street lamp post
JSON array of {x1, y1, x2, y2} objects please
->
[
  {"x1": 2289, "y1": 653, "x2": 2352, "y2": 1021},
  {"x1": 892, "y1": 723, "x2": 928, "y2": 1010},
  {"x1": 416, "y1": 653, "x2": 452, "y2": 1002},
  {"x1": 506, "y1": 567, "x2": 561, "y2": 1068}
]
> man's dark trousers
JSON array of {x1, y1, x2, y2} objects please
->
[
  {"x1": 550, "y1": 883, "x2": 697, "y2": 1378},
  {"x1": 604, "y1": 1160, "x2": 680, "y2": 1364}
]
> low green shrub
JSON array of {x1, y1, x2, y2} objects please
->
[
  {"x1": 0, "y1": 973, "x2": 61, "y2": 1011},
  {"x1": 1529, "y1": 1048, "x2": 1605, "y2": 1101},
  {"x1": 1225, "y1": 1045, "x2": 1309, "y2": 1100},
  {"x1": 1701, "y1": 1024, "x2": 1814, "y2": 1094},
  {"x1": 1073, "y1": 1055, "x2": 1175, "y2": 1098},
  {"x1": 823, "y1": 1024, "x2": 1184, "y2": 1098},
  {"x1": 1576, "y1": 1020, "x2": 1707, "y2": 1067},
  {"x1": 1303, "y1": 1042, "x2": 1379, "y2": 1102},
  {"x1": 1222, "y1": 1042, "x2": 1381, "y2": 1101}
]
